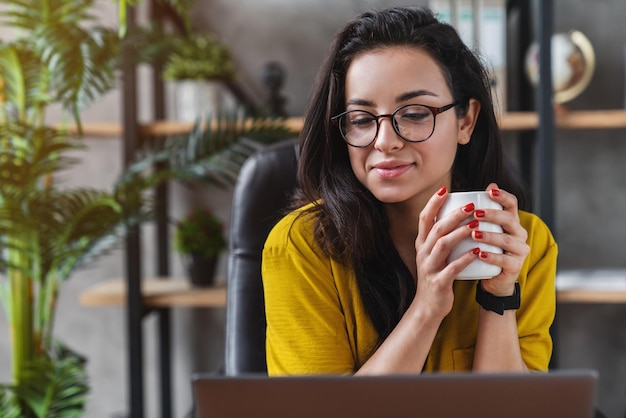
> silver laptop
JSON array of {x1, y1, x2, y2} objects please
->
[{"x1": 191, "y1": 369, "x2": 598, "y2": 418}]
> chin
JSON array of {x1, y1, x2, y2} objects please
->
[{"x1": 372, "y1": 190, "x2": 410, "y2": 204}]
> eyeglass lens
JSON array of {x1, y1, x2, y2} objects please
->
[{"x1": 339, "y1": 104, "x2": 437, "y2": 147}]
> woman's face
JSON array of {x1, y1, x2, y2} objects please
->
[{"x1": 343, "y1": 46, "x2": 477, "y2": 209}]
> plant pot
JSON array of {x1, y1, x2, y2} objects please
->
[
  {"x1": 173, "y1": 80, "x2": 237, "y2": 122},
  {"x1": 186, "y1": 255, "x2": 218, "y2": 287}
]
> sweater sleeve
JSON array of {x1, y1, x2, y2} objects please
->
[
  {"x1": 262, "y1": 212, "x2": 357, "y2": 375},
  {"x1": 516, "y1": 211, "x2": 558, "y2": 371}
]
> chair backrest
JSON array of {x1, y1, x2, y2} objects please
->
[{"x1": 224, "y1": 139, "x2": 299, "y2": 375}]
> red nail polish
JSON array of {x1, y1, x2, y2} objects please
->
[
  {"x1": 473, "y1": 230, "x2": 484, "y2": 239},
  {"x1": 468, "y1": 220, "x2": 479, "y2": 229},
  {"x1": 437, "y1": 186, "x2": 447, "y2": 196},
  {"x1": 472, "y1": 247, "x2": 480, "y2": 255},
  {"x1": 491, "y1": 189, "x2": 501, "y2": 197},
  {"x1": 475, "y1": 209, "x2": 485, "y2": 218},
  {"x1": 462, "y1": 203, "x2": 475, "y2": 212},
  {"x1": 479, "y1": 251, "x2": 488, "y2": 259}
]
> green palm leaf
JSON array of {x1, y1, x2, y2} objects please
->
[
  {"x1": 0, "y1": 42, "x2": 51, "y2": 122},
  {"x1": 33, "y1": 24, "x2": 118, "y2": 127},
  {"x1": 16, "y1": 343, "x2": 89, "y2": 418},
  {"x1": 34, "y1": 189, "x2": 128, "y2": 280},
  {"x1": 0, "y1": 43, "x2": 26, "y2": 117},
  {"x1": 0, "y1": 386, "x2": 22, "y2": 418},
  {"x1": 1, "y1": 0, "x2": 118, "y2": 129},
  {"x1": 0, "y1": 0, "x2": 94, "y2": 30},
  {"x1": 0, "y1": 123, "x2": 81, "y2": 199},
  {"x1": 119, "y1": 112, "x2": 297, "y2": 190}
]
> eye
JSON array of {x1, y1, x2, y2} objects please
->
[
  {"x1": 346, "y1": 111, "x2": 375, "y2": 127},
  {"x1": 398, "y1": 106, "x2": 431, "y2": 124}
]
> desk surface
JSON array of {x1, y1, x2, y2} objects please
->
[
  {"x1": 80, "y1": 270, "x2": 626, "y2": 308},
  {"x1": 79, "y1": 278, "x2": 226, "y2": 308}
]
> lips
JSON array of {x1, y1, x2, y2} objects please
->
[{"x1": 372, "y1": 161, "x2": 414, "y2": 179}]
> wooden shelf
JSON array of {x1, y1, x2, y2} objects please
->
[
  {"x1": 556, "y1": 269, "x2": 626, "y2": 303},
  {"x1": 79, "y1": 278, "x2": 226, "y2": 308},
  {"x1": 500, "y1": 109, "x2": 626, "y2": 131},
  {"x1": 557, "y1": 289, "x2": 626, "y2": 303},
  {"x1": 68, "y1": 117, "x2": 306, "y2": 138},
  {"x1": 70, "y1": 109, "x2": 626, "y2": 138}
]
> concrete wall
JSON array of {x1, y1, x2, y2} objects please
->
[{"x1": 1, "y1": 0, "x2": 626, "y2": 417}]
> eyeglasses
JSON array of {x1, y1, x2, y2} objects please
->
[{"x1": 330, "y1": 102, "x2": 458, "y2": 148}]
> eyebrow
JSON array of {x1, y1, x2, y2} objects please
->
[{"x1": 346, "y1": 89, "x2": 439, "y2": 107}]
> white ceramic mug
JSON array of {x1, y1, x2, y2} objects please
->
[{"x1": 438, "y1": 191, "x2": 503, "y2": 280}]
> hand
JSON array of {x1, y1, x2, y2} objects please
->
[
  {"x1": 473, "y1": 183, "x2": 530, "y2": 296},
  {"x1": 412, "y1": 186, "x2": 481, "y2": 319}
]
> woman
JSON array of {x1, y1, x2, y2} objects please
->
[{"x1": 262, "y1": 6, "x2": 556, "y2": 375}]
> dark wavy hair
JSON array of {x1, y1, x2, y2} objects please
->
[{"x1": 293, "y1": 6, "x2": 528, "y2": 346}]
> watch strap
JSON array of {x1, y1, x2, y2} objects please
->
[{"x1": 475, "y1": 281, "x2": 520, "y2": 315}]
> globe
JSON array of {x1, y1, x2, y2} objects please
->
[{"x1": 525, "y1": 30, "x2": 595, "y2": 104}]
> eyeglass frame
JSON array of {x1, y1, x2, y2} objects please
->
[{"x1": 330, "y1": 102, "x2": 458, "y2": 148}]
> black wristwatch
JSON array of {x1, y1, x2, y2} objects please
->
[{"x1": 475, "y1": 281, "x2": 520, "y2": 315}]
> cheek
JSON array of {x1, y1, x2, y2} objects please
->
[
  {"x1": 347, "y1": 148, "x2": 368, "y2": 180},
  {"x1": 419, "y1": 134, "x2": 460, "y2": 170}
]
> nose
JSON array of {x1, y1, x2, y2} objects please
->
[{"x1": 373, "y1": 116, "x2": 404, "y2": 152}]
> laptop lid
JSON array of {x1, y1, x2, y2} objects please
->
[{"x1": 192, "y1": 369, "x2": 598, "y2": 418}]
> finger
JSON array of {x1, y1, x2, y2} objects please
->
[
  {"x1": 474, "y1": 205, "x2": 527, "y2": 243},
  {"x1": 422, "y1": 194, "x2": 476, "y2": 262},
  {"x1": 476, "y1": 250, "x2": 524, "y2": 296},
  {"x1": 441, "y1": 246, "x2": 481, "y2": 279},
  {"x1": 471, "y1": 229, "x2": 529, "y2": 258},
  {"x1": 485, "y1": 183, "x2": 518, "y2": 214},
  {"x1": 417, "y1": 186, "x2": 450, "y2": 244},
  {"x1": 425, "y1": 218, "x2": 480, "y2": 271}
]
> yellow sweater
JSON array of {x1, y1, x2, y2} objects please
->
[{"x1": 262, "y1": 208, "x2": 557, "y2": 375}]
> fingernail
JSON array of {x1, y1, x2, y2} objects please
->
[
  {"x1": 475, "y1": 209, "x2": 485, "y2": 218},
  {"x1": 437, "y1": 186, "x2": 447, "y2": 196},
  {"x1": 468, "y1": 220, "x2": 479, "y2": 229},
  {"x1": 491, "y1": 189, "x2": 501, "y2": 197},
  {"x1": 479, "y1": 251, "x2": 488, "y2": 259},
  {"x1": 462, "y1": 203, "x2": 475, "y2": 212},
  {"x1": 472, "y1": 247, "x2": 480, "y2": 255},
  {"x1": 473, "y1": 230, "x2": 484, "y2": 239}
]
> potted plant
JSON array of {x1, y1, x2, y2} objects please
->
[
  {"x1": 162, "y1": 32, "x2": 238, "y2": 122},
  {"x1": 173, "y1": 208, "x2": 227, "y2": 287},
  {"x1": 163, "y1": 33, "x2": 236, "y2": 81},
  {"x1": 0, "y1": 1, "x2": 122, "y2": 416}
]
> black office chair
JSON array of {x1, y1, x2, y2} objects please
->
[{"x1": 224, "y1": 138, "x2": 299, "y2": 375}]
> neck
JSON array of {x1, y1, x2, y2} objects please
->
[{"x1": 385, "y1": 202, "x2": 420, "y2": 279}]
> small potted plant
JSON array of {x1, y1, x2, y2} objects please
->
[
  {"x1": 174, "y1": 208, "x2": 227, "y2": 287},
  {"x1": 163, "y1": 33, "x2": 238, "y2": 122}
]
